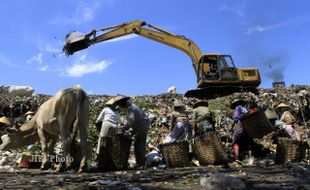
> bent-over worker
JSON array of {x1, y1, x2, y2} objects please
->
[
  {"x1": 115, "y1": 96, "x2": 150, "y2": 168},
  {"x1": 95, "y1": 97, "x2": 120, "y2": 155},
  {"x1": 192, "y1": 100, "x2": 214, "y2": 136},
  {"x1": 164, "y1": 100, "x2": 191, "y2": 143}
]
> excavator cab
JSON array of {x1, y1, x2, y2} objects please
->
[
  {"x1": 189, "y1": 54, "x2": 260, "y2": 98},
  {"x1": 199, "y1": 54, "x2": 238, "y2": 82}
]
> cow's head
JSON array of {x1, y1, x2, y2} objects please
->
[{"x1": 0, "y1": 127, "x2": 38, "y2": 151}]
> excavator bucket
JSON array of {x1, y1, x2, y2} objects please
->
[{"x1": 63, "y1": 32, "x2": 90, "y2": 56}]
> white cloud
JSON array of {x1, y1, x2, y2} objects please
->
[
  {"x1": 78, "y1": 54, "x2": 87, "y2": 62},
  {"x1": 246, "y1": 22, "x2": 290, "y2": 35},
  {"x1": 50, "y1": 0, "x2": 111, "y2": 25},
  {"x1": 219, "y1": 0, "x2": 246, "y2": 17},
  {"x1": 27, "y1": 53, "x2": 43, "y2": 64},
  {"x1": 39, "y1": 65, "x2": 48, "y2": 72},
  {"x1": 65, "y1": 60, "x2": 111, "y2": 77},
  {"x1": 246, "y1": 16, "x2": 310, "y2": 35},
  {"x1": 246, "y1": 25, "x2": 267, "y2": 35}
]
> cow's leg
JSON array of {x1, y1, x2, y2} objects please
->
[
  {"x1": 38, "y1": 128, "x2": 49, "y2": 170},
  {"x1": 57, "y1": 134, "x2": 72, "y2": 172},
  {"x1": 47, "y1": 136, "x2": 57, "y2": 155},
  {"x1": 47, "y1": 136, "x2": 58, "y2": 165},
  {"x1": 77, "y1": 118, "x2": 88, "y2": 173}
]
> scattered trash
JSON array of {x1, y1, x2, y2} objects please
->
[
  {"x1": 88, "y1": 179, "x2": 129, "y2": 187},
  {"x1": 200, "y1": 173, "x2": 246, "y2": 190},
  {"x1": 17, "y1": 155, "x2": 31, "y2": 168}
]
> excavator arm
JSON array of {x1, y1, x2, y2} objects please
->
[
  {"x1": 63, "y1": 20, "x2": 203, "y2": 76},
  {"x1": 63, "y1": 20, "x2": 261, "y2": 99}
]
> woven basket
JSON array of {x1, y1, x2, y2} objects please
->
[
  {"x1": 98, "y1": 134, "x2": 132, "y2": 170},
  {"x1": 110, "y1": 134, "x2": 132, "y2": 169},
  {"x1": 276, "y1": 138, "x2": 307, "y2": 164},
  {"x1": 159, "y1": 141, "x2": 190, "y2": 168},
  {"x1": 193, "y1": 131, "x2": 227, "y2": 165},
  {"x1": 241, "y1": 109, "x2": 274, "y2": 139}
]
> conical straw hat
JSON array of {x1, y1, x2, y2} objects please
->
[{"x1": 0, "y1": 116, "x2": 11, "y2": 125}]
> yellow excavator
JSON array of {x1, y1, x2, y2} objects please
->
[{"x1": 63, "y1": 20, "x2": 261, "y2": 99}]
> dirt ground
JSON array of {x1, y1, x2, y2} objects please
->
[{"x1": 0, "y1": 164, "x2": 309, "y2": 190}]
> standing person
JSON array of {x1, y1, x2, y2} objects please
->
[
  {"x1": 95, "y1": 97, "x2": 120, "y2": 162},
  {"x1": 115, "y1": 96, "x2": 150, "y2": 169},
  {"x1": 230, "y1": 99, "x2": 251, "y2": 160},
  {"x1": 192, "y1": 100, "x2": 214, "y2": 137},
  {"x1": 164, "y1": 100, "x2": 191, "y2": 143}
]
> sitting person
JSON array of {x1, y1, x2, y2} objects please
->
[{"x1": 273, "y1": 108, "x2": 300, "y2": 143}]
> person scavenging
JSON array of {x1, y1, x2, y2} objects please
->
[
  {"x1": 95, "y1": 96, "x2": 121, "y2": 170},
  {"x1": 114, "y1": 96, "x2": 150, "y2": 169},
  {"x1": 231, "y1": 99, "x2": 252, "y2": 160},
  {"x1": 164, "y1": 100, "x2": 192, "y2": 143},
  {"x1": 192, "y1": 100, "x2": 215, "y2": 137}
]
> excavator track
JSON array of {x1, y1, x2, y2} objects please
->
[{"x1": 184, "y1": 86, "x2": 258, "y2": 100}]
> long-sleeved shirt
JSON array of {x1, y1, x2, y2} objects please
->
[
  {"x1": 233, "y1": 105, "x2": 248, "y2": 122},
  {"x1": 96, "y1": 106, "x2": 120, "y2": 125},
  {"x1": 232, "y1": 105, "x2": 248, "y2": 144},
  {"x1": 124, "y1": 103, "x2": 150, "y2": 134}
]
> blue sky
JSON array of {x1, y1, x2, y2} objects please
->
[{"x1": 1, "y1": 0, "x2": 310, "y2": 95}]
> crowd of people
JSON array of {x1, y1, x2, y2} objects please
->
[
  {"x1": 92, "y1": 89, "x2": 309, "y2": 170},
  {"x1": 0, "y1": 86, "x2": 309, "y2": 171}
]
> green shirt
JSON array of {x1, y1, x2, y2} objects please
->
[{"x1": 192, "y1": 106, "x2": 212, "y2": 124}]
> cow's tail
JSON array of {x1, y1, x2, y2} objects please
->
[{"x1": 74, "y1": 86, "x2": 89, "y2": 171}]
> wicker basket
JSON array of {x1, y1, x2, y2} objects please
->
[
  {"x1": 159, "y1": 141, "x2": 190, "y2": 168},
  {"x1": 276, "y1": 138, "x2": 308, "y2": 164},
  {"x1": 98, "y1": 134, "x2": 132, "y2": 170},
  {"x1": 241, "y1": 109, "x2": 274, "y2": 139},
  {"x1": 110, "y1": 134, "x2": 132, "y2": 169},
  {"x1": 193, "y1": 131, "x2": 227, "y2": 165}
]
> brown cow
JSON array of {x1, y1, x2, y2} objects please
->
[{"x1": 0, "y1": 86, "x2": 89, "y2": 173}]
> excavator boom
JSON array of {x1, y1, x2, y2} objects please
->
[
  {"x1": 63, "y1": 20, "x2": 261, "y2": 99},
  {"x1": 64, "y1": 20, "x2": 202, "y2": 76}
]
